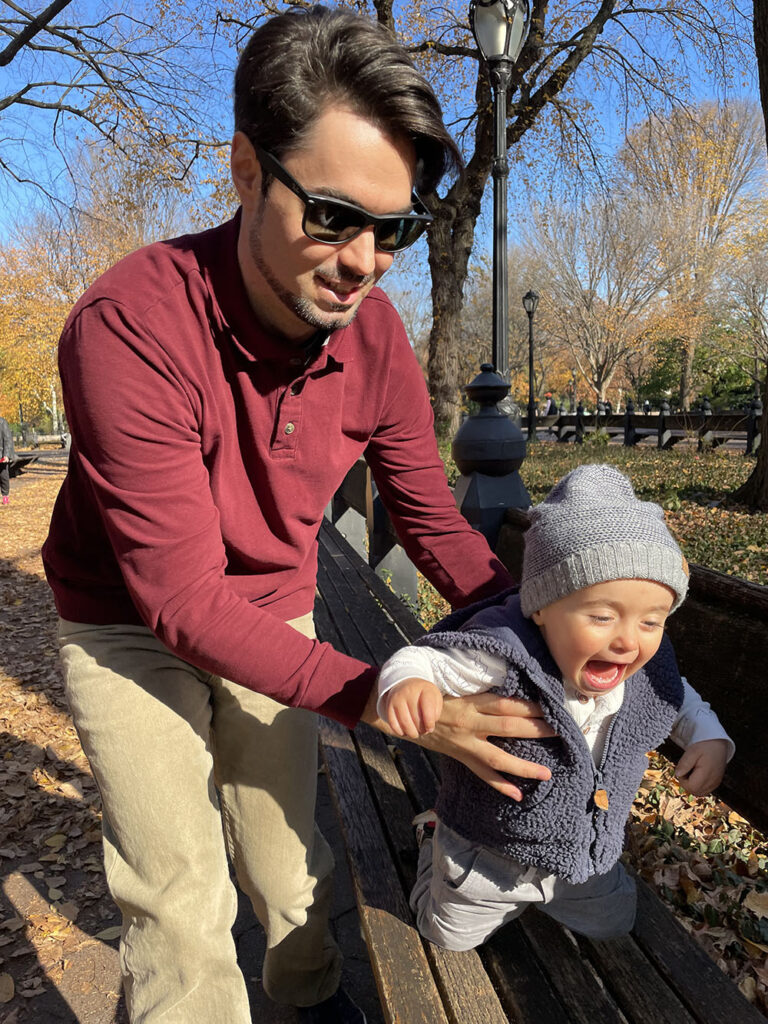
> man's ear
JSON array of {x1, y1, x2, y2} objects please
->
[{"x1": 230, "y1": 131, "x2": 263, "y2": 207}]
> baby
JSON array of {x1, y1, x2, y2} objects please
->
[{"x1": 377, "y1": 464, "x2": 732, "y2": 950}]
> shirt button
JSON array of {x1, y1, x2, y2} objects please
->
[
  {"x1": 284, "y1": 422, "x2": 295, "y2": 435},
  {"x1": 583, "y1": 726, "x2": 591, "y2": 734}
]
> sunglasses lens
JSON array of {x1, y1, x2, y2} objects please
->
[
  {"x1": 376, "y1": 217, "x2": 427, "y2": 253},
  {"x1": 304, "y1": 199, "x2": 365, "y2": 243}
]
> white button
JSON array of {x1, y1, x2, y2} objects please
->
[{"x1": 284, "y1": 422, "x2": 295, "y2": 435}]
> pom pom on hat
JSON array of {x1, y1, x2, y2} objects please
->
[{"x1": 519, "y1": 464, "x2": 689, "y2": 618}]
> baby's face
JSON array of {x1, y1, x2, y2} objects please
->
[{"x1": 532, "y1": 579, "x2": 675, "y2": 698}]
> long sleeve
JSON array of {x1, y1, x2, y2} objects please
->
[
  {"x1": 377, "y1": 645, "x2": 508, "y2": 719},
  {"x1": 669, "y1": 677, "x2": 735, "y2": 760}
]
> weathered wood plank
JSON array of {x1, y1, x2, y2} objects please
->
[
  {"x1": 483, "y1": 920, "x2": 578, "y2": 1024},
  {"x1": 316, "y1": 545, "x2": 511, "y2": 1024},
  {"x1": 631, "y1": 878, "x2": 766, "y2": 1024},
  {"x1": 579, "y1": 932, "x2": 698, "y2": 1024},
  {"x1": 319, "y1": 716, "x2": 450, "y2": 1024},
  {"x1": 319, "y1": 520, "x2": 425, "y2": 643},
  {"x1": 516, "y1": 910, "x2": 629, "y2": 1024}
]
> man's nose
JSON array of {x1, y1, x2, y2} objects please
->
[{"x1": 338, "y1": 226, "x2": 379, "y2": 277}]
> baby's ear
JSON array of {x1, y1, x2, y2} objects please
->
[{"x1": 531, "y1": 609, "x2": 544, "y2": 625}]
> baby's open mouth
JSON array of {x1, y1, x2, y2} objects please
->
[{"x1": 582, "y1": 660, "x2": 624, "y2": 691}]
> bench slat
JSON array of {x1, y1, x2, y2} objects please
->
[
  {"x1": 315, "y1": 531, "x2": 513, "y2": 1024},
  {"x1": 320, "y1": 717, "x2": 451, "y2": 1024},
  {"x1": 580, "y1": 929, "x2": 698, "y2": 1024},
  {"x1": 632, "y1": 879, "x2": 766, "y2": 1024},
  {"x1": 515, "y1": 910, "x2": 628, "y2": 1023}
]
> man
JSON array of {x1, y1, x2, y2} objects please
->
[{"x1": 42, "y1": 8, "x2": 550, "y2": 1023}]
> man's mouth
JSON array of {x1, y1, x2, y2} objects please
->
[
  {"x1": 316, "y1": 275, "x2": 368, "y2": 305},
  {"x1": 581, "y1": 660, "x2": 625, "y2": 692}
]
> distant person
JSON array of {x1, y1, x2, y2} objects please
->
[
  {"x1": 0, "y1": 416, "x2": 14, "y2": 505},
  {"x1": 543, "y1": 392, "x2": 556, "y2": 415},
  {"x1": 378, "y1": 464, "x2": 732, "y2": 950}
]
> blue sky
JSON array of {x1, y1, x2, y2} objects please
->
[{"x1": 0, "y1": 0, "x2": 761, "y2": 273}]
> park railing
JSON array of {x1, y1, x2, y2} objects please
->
[{"x1": 521, "y1": 403, "x2": 761, "y2": 453}]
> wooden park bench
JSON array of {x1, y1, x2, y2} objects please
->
[
  {"x1": 542, "y1": 408, "x2": 761, "y2": 453},
  {"x1": 28, "y1": 431, "x2": 70, "y2": 449},
  {"x1": 8, "y1": 454, "x2": 39, "y2": 477},
  {"x1": 314, "y1": 465, "x2": 767, "y2": 1024}
]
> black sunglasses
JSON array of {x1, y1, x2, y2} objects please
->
[{"x1": 253, "y1": 143, "x2": 432, "y2": 253}]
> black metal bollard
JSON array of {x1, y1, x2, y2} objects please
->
[
  {"x1": 623, "y1": 398, "x2": 636, "y2": 447},
  {"x1": 658, "y1": 399, "x2": 671, "y2": 449},
  {"x1": 747, "y1": 396, "x2": 763, "y2": 455},
  {"x1": 575, "y1": 402, "x2": 585, "y2": 444},
  {"x1": 452, "y1": 364, "x2": 530, "y2": 549}
]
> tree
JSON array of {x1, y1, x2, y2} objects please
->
[
  {"x1": 3, "y1": 2, "x2": 753, "y2": 439},
  {"x1": 0, "y1": 137, "x2": 191, "y2": 429},
  {"x1": 0, "y1": 1, "x2": 226, "y2": 206},
  {"x1": 616, "y1": 101, "x2": 766, "y2": 409},
  {"x1": 728, "y1": 3, "x2": 768, "y2": 511},
  {"x1": 524, "y1": 194, "x2": 669, "y2": 403}
]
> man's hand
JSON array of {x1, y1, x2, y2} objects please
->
[
  {"x1": 675, "y1": 739, "x2": 729, "y2": 796},
  {"x1": 362, "y1": 688, "x2": 555, "y2": 801}
]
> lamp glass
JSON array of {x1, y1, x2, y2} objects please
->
[
  {"x1": 472, "y1": 0, "x2": 528, "y2": 62},
  {"x1": 522, "y1": 290, "x2": 539, "y2": 314}
]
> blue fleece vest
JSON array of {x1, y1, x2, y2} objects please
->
[{"x1": 419, "y1": 592, "x2": 684, "y2": 884}]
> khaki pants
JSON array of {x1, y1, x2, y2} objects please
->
[{"x1": 58, "y1": 616, "x2": 342, "y2": 1024}]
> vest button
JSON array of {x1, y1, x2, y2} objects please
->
[{"x1": 284, "y1": 422, "x2": 295, "y2": 435}]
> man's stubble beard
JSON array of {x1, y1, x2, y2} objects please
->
[{"x1": 248, "y1": 213, "x2": 372, "y2": 337}]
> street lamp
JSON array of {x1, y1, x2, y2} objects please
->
[
  {"x1": 522, "y1": 289, "x2": 539, "y2": 441},
  {"x1": 470, "y1": 0, "x2": 531, "y2": 381}
]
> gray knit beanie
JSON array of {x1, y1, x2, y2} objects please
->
[{"x1": 519, "y1": 464, "x2": 689, "y2": 617}]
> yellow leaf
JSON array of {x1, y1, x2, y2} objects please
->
[
  {"x1": 0, "y1": 972, "x2": 14, "y2": 1003},
  {"x1": 744, "y1": 890, "x2": 768, "y2": 919},
  {"x1": 678, "y1": 872, "x2": 700, "y2": 905},
  {"x1": 94, "y1": 925, "x2": 122, "y2": 941},
  {"x1": 43, "y1": 834, "x2": 66, "y2": 850},
  {"x1": 742, "y1": 938, "x2": 768, "y2": 957}
]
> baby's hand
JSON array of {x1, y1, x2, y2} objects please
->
[
  {"x1": 384, "y1": 678, "x2": 444, "y2": 739},
  {"x1": 675, "y1": 739, "x2": 730, "y2": 796}
]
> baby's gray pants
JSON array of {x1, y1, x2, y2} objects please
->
[{"x1": 410, "y1": 821, "x2": 637, "y2": 951}]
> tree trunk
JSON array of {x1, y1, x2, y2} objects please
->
[
  {"x1": 733, "y1": 1, "x2": 768, "y2": 509},
  {"x1": 426, "y1": 215, "x2": 465, "y2": 438},
  {"x1": 733, "y1": 367, "x2": 768, "y2": 509},
  {"x1": 426, "y1": 92, "x2": 493, "y2": 441},
  {"x1": 678, "y1": 336, "x2": 695, "y2": 410}
]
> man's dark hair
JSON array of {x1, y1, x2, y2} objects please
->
[{"x1": 233, "y1": 5, "x2": 462, "y2": 195}]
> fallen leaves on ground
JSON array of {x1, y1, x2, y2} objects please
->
[
  {"x1": 0, "y1": 465, "x2": 122, "y2": 1021},
  {"x1": 628, "y1": 752, "x2": 768, "y2": 1015}
]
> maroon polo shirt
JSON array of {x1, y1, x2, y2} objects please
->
[{"x1": 43, "y1": 213, "x2": 514, "y2": 726}]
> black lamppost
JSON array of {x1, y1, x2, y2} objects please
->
[
  {"x1": 470, "y1": 0, "x2": 531, "y2": 381},
  {"x1": 522, "y1": 289, "x2": 539, "y2": 441},
  {"x1": 570, "y1": 368, "x2": 577, "y2": 412}
]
